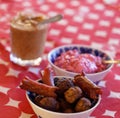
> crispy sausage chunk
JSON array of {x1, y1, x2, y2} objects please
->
[
  {"x1": 74, "y1": 72, "x2": 102, "y2": 100},
  {"x1": 20, "y1": 77, "x2": 58, "y2": 98},
  {"x1": 41, "y1": 68, "x2": 54, "y2": 86},
  {"x1": 64, "y1": 86, "x2": 82, "y2": 103},
  {"x1": 75, "y1": 97, "x2": 91, "y2": 112}
]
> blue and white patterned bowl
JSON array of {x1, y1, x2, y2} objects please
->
[{"x1": 48, "y1": 45, "x2": 113, "y2": 82}]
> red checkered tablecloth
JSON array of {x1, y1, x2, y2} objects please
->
[{"x1": 0, "y1": 0, "x2": 120, "y2": 118}]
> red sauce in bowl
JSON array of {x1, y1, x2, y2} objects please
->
[{"x1": 54, "y1": 50, "x2": 106, "y2": 74}]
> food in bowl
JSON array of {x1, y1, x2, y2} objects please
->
[
  {"x1": 48, "y1": 45, "x2": 113, "y2": 82},
  {"x1": 20, "y1": 68, "x2": 101, "y2": 118},
  {"x1": 54, "y1": 49, "x2": 107, "y2": 74}
]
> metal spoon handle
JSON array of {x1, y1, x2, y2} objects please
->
[
  {"x1": 38, "y1": 14, "x2": 63, "y2": 25},
  {"x1": 103, "y1": 60, "x2": 120, "y2": 64}
]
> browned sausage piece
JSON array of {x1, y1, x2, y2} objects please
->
[
  {"x1": 74, "y1": 72, "x2": 102, "y2": 100},
  {"x1": 41, "y1": 68, "x2": 54, "y2": 86},
  {"x1": 20, "y1": 76, "x2": 58, "y2": 98}
]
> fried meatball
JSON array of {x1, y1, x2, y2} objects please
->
[
  {"x1": 75, "y1": 97, "x2": 91, "y2": 112},
  {"x1": 64, "y1": 86, "x2": 82, "y2": 103},
  {"x1": 59, "y1": 98, "x2": 73, "y2": 113},
  {"x1": 38, "y1": 97, "x2": 59, "y2": 111},
  {"x1": 55, "y1": 77, "x2": 74, "y2": 96},
  {"x1": 34, "y1": 94, "x2": 44, "y2": 105}
]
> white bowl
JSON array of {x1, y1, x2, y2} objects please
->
[
  {"x1": 48, "y1": 45, "x2": 113, "y2": 83},
  {"x1": 26, "y1": 76, "x2": 101, "y2": 118}
]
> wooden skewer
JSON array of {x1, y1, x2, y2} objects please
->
[{"x1": 103, "y1": 60, "x2": 120, "y2": 64}]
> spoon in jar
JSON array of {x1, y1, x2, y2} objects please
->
[
  {"x1": 103, "y1": 60, "x2": 120, "y2": 64},
  {"x1": 30, "y1": 14, "x2": 63, "y2": 25},
  {"x1": 40, "y1": 14, "x2": 63, "y2": 24}
]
